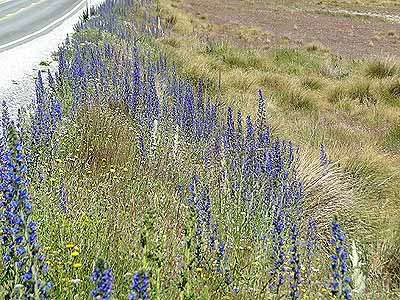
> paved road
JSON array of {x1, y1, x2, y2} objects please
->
[{"x1": 0, "y1": 0, "x2": 86, "y2": 52}]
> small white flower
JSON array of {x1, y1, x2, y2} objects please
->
[{"x1": 70, "y1": 278, "x2": 81, "y2": 284}]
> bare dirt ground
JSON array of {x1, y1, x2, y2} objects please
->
[{"x1": 178, "y1": 0, "x2": 400, "y2": 58}]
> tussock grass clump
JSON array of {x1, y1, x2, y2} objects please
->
[
  {"x1": 301, "y1": 76, "x2": 323, "y2": 90},
  {"x1": 380, "y1": 79, "x2": 400, "y2": 107},
  {"x1": 379, "y1": 218, "x2": 400, "y2": 286},
  {"x1": 327, "y1": 80, "x2": 377, "y2": 105},
  {"x1": 304, "y1": 41, "x2": 329, "y2": 53},
  {"x1": 366, "y1": 59, "x2": 398, "y2": 79},
  {"x1": 273, "y1": 48, "x2": 321, "y2": 75},
  {"x1": 386, "y1": 79, "x2": 400, "y2": 98},
  {"x1": 203, "y1": 39, "x2": 228, "y2": 57},
  {"x1": 260, "y1": 73, "x2": 289, "y2": 90},
  {"x1": 346, "y1": 80, "x2": 376, "y2": 105},
  {"x1": 327, "y1": 84, "x2": 347, "y2": 103},
  {"x1": 277, "y1": 81, "x2": 316, "y2": 110},
  {"x1": 161, "y1": 36, "x2": 180, "y2": 48},
  {"x1": 385, "y1": 123, "x2": 400, "y2": 151},
  {"x1": 320, "y1": 59, "x2": 349, "y2": 79},
  {"x1": 202, "y1": 39, "x2": 267, "y2": 71},
  {"x1": 223, "y1": 49, "x2": 265, "y2": 70},
  {"x1": 71, "y1": 103, "x2": 137, "y2": 168},
  {"x1": 296, "y1": 150, "x2": 359, "y2": 234}
]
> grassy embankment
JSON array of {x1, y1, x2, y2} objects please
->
[{"x1": 157, "y1": 0, "x2": 400, "y2": 292}]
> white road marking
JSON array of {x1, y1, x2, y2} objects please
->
[
  {"x1": 0, "y1": 0, "x2": 48, "y2": 22},
  {"x1": 0, "y1": 0, "x2": 86, "y2": 50}
]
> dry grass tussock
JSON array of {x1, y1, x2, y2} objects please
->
[
  {"x1": 366, "y1": 58, "x2": 398, "y2": 79},
  {"x1": 71, "y1": 103, "x2": 138, "y2": 169},
  {"x1": 296, "y1": 149, "x2": 359, "y2": 234}
]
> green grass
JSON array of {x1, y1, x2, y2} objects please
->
[
  {"x1": 385, "y1": 123, "x2": 400, "y2": 151},
  {"x1": 276, "y1": 81, "x2": 316, "y2": 110},
  {"x1": 346, "y1": 80, "x2": 376, "y2": 105},
  {"x1": 381, "y1": 79, "x2": 400, "y2": 107},
  {"x1": 366, "y1": 59, "x2": 398, "y2": 79},
  {"x1": 301, "y1": 76, "x2": 323, "y2": 91}
]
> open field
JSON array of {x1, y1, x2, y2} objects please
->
[
  {"x1": 176, "y1": 0, "x2": 400, "y2": 57},
  {"x1": 0, "y1": 0, "x2": 400, "y2": 299},
  {"x1": 233, "y1": 0, "x2": 400, "y2": 18}
]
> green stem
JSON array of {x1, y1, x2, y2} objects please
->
[{"x1": 156, "y1": 267, "x2": 161, "y2": 300}]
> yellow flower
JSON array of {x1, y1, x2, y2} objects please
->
[
  {"x1": 72, "y1": 263, "x2": 82, "y2": 268},
  {"x1": 66, "y1": 244, "x2": 75, "y2": 249},
  {"x1": 71, "y1": 251, "x2": 79, "y2": 257},
  {"x1": 321, "y1": 287, "x2": 327, "y2": 293},
  {"x1": 44, "y1": 246, "x2": 51, "y2": 251},
  {"x1": 112, "y1": 176, "x2": 118, "y2": 179},
  {"x1": 196, "y1": 267, "x2": 203, "y2": 272},
  {"x1": 88, "y1": 189, "x2": 92, "y2": 193},
  {"x1": 55, "y1": 159, "x2": 62, "y2": 163},
  {"x1": 109, "y1": 168, "x2": 116, "y2": 173},
  {"x1": 123, "y1": 167, "x2": 128, "y2": 172}
]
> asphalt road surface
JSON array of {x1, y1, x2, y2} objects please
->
[{"x1": 0, "y1": 0, "x2": 87, "y2": 52}]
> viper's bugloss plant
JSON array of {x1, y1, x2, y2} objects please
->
[
  {"x1": 57, "y1": 184, "x2": 67, "y2": 213},
  {"x1": 90, "y1": 259, "x2": 114, "y2": 300},
  {"x1": 320, "y1": 144, "x2": 329, "y2": 166},
  {"x1": 330, "y1": 219, "x2": 352, "y2": 300},
  {"x1": 129, "y1": 271, "x2": 149, "y2": 300},
  {"x1": 269, "y1": 193, "x2": 285, "y2": 295},
  {"x1": 289, "y1": 222, "x2": 301, "y2": 300},
  {"x1": 0, "y1": 124, "x2": 50, "y2": 299}
]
